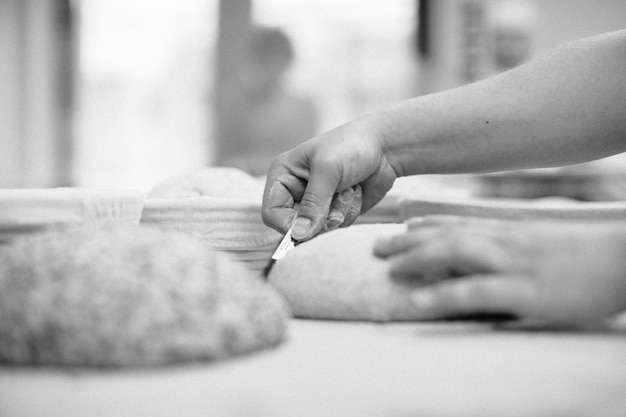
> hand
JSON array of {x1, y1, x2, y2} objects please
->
[
  {"x1": 374, "y1": 215, "x2": 626, "y2": 326},
  {"x1": 262, "y1": 120, "x2": 398, "y2": 241}
]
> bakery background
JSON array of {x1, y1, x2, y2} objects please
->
[
  {"x1": 1, "y1": 0, "x2": 626, "y2": 199},
  {"x1": 2, "y1": 2, "x2": 626, "y2": 417}
]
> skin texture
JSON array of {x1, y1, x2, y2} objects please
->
[
  {"x1": 262, "y1": 30, "x2": 626, "y2": 241},
  {"x1": 374, "y1": 216, "x2": 626, "y2": 327},
  {"x1": 0, "y1": 225, "x2": 290, "y2": 367},
  {"x1": 261, "y1": 30, "x2": 626, "y2": 326}
]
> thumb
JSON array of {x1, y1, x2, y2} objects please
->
[{"x1": 291, "y1": 167, "x2": 340, "y2": 241}]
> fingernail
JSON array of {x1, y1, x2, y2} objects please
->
[
  {"x1": 291, "y1": 217, "x2": 312, "y2": 240},
  {"x1": 326, "y1": 208, "x2": 345, "y2": 229},
  {"x1": 411, "y1": 290, "x2": 437, "y2": 310},
  {"x1": 405, "y1": 216, "x2": 424, "y2": 230},
  {"x1": 326, "y1": 216, "x2": 343, "y2": 231}
]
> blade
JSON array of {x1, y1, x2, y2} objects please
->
[{"x1": 270, "y1": 223, "x2": 296, "y2": 261}]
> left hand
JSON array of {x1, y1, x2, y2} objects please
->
[{"x1": 374, "y1": 215, "x2": 626, "y2": 326}]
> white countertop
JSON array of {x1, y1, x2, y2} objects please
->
[{"x1": 1, "y1": 319, "x2": 625, "y2": 417}]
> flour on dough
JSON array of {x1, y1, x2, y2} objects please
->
[
  {"x1": 0, "y1": 224, "x2": 290, "y2": 367},
  {"x1": 268, "y1": 223, "x2": 438, "y2": 322},
  {"x1": 148, "y1": 167, "x2": 264, "y2": 201}
]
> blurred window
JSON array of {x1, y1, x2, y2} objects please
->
[
  {"x1": 75, "y1": 0, "x2": 218, "y2": 190},
  {"x1": 75, "y1": 0, "x2": 417, "y2": 188},
  {"x1": 253, "y1": 0, "x2": 417, "y2": 131}
]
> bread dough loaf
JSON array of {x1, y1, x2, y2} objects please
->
[
  {"x1": 143, "y1": 167, "x2": 281, "y2": 276},
  {"x1": 148, "y1": 167, "x2": 264, "y2": 201},
  {"x1": 0, "y1": 225, "x2": 289, "y2": 367},
  {"x1": 268, "y1": 224, "x2": 437, "y2": 322}
]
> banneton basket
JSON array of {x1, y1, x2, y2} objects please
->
[
  {"x1": 356, "y1": 175, "x2": 476, "y2": 225},
  {"x1": 398, "y1": 196, "x2": 626, "y2": 222},
  {"x1": 0, "y1": 188, "x2": 144, "y2": 244},
  {"x1": 140, "y1": 197, "x2": 282, "y2": 276}
]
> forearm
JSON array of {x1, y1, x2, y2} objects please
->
[{"x1": 368, "y1": 30, "x2": 626, "y2": 177}]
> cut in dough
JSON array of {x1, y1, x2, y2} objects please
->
[
  {"x1": 0, "y1": 224, "x2": 289, "y2": 368},
  {"x1": 268, "y1": 224, "x2": 437, "y2": 322}
]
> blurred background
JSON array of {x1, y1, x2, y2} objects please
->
[{"x1": 1, "y1": 0, "x2": 625, "y2": 196}]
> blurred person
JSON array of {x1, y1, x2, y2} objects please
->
[
  {"x1": 261, "y1": 30, "x2": 626, "y2": 326},
  {"x1": 217, "y1": 26, "x2": 318, "y2": 176},
  {"x1": 489, "y1": 0, "x2": 535, "y2": 71}
]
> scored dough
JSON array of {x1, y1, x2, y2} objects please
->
[
  {"x1": 268, "y1": 223, "x2": 438, "y2": 322},
  {"x1": 0, "y1": 224, "x2": 290, "y2": 368}
]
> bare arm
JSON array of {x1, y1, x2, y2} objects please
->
[
  {"x1": 263, "y1": 30, "x2": 626, "y2": 240},
  {"x1": 378, "y1": 30, "x2": 626, "y2": 176}
]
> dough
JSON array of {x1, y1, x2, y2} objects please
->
[
  {"x1": 0, "y1": 225, "x2": 289, "y2": 368},
  {"x1": 148, "y1": 167, "x2": 264, "y2": 201},
  {"x1": 144, "y1": 167, "x2": 280, "y2": 276},
  {"x1": 0, "y1": 188, "x2": 144, "y2": 245},
  {"x1": 268, "y1": 224, "x2": 437, "y2": 322}
]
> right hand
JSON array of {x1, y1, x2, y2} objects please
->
[{"x1": 262, "y1": 120, "x2": 398, "y2": 241}]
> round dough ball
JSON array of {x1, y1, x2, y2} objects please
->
[
  {"x1": 0, "y1": 225, "x2": 289, "y2": 368},
  {"x1": 268, "y1": 224, "x2": 438, "y2": 322},
  {"x1": 148, "y1": 167, "x2": 264, "y2": 201}
]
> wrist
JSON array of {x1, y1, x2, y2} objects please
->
[
  {"x1": 355, "y1": 109, "x2": 411, "y2": 179},
  {"x1": 359, "y1": 96, "x2": 455, "y2": 178}
]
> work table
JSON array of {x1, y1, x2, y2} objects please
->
[{"x1": 2, "y1": 318, "x2": 625, "y2": 417}]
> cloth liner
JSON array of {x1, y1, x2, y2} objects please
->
[
  {"x1": 0, "y1": 188, "x2": 144, "y2": 244},
  {"x1": 141, "y1": 198, "x2": 282, "y2": 275},
  {"x1": 357, "y1": 175, "x2": 475, "y2": 224}
]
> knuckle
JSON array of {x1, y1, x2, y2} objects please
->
[
  {"x1": 268, "y1": 152, "x2": 291, "y2": 172},
  {"x1": 446, "y1": 233, "x2": 471, "y2": 257},
  {"x1": 299, "y1": 192, "x2": 326, "y2": 209},
  {"x1": 297, "y1": 193, "x2": 329, "y2": 224},
  {"x1": 458, "y1": 281, "x2": 492, "y2": 307},
  {"x1": 436, "y1": 284, "x2": 472, "y2": 308}
]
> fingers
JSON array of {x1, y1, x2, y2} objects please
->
[
  {"x1": 383, "y1": 214, "x2": 517, "y2": 261},
  {"x1": 324, "y1": 186, "x2": 354, "y2": 231},
  {"x1": 359, "y1": 167, "x2": 396, "y2": 213},
  {"x1": 375, "y1": 221, "x2": 516, "y2": 282},
  {"x1": 389, "y1": 239, "x2": 505, "y2": 282},
  {"x1": 291, "y1": 162, "x2": 341, "y2": 241},
  {"x1": 410, "y1": 275, "x2": 534, "y2": 317},
  {"x1": 262, "y1": 167, "x2": 307, "y2": 233},
  {"x1": 342, "y1": 184, "x2": 362, "y2": 227},
  {"x1": 261, "y1": 131, "x2": 393, "y2": 240},
  {"x1": 405, "y1": 215, "x2": 462, "y2": 230},
  {"x1": 262, "y1": 156, "x2": 364, "y2": 239},
  {"x1": 321, "y1": 185, "x2": 363, "y2": 233},
  {"x1": 373, "y1": 226, "x2": 441, "y2": 258},
  {"x1": 406, "y1": 215, "x2": 507, "y2": 231}
]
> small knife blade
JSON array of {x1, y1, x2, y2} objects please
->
[
  {"x1": 263, "y1": 223, "x2": 297, "y2": 277},
  {"x1": 271, "y1": 222, "x2": 296, "y2": 261}
]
